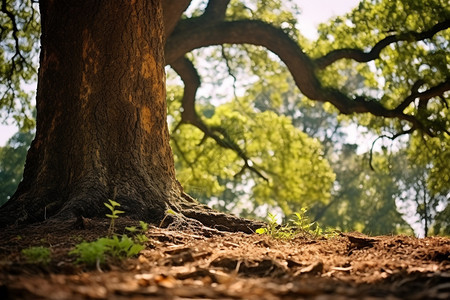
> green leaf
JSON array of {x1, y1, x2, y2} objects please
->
[
  {"x1": 125, "y1": 226, "x2": 137, "y2": 232},
  {"x1": 139, "y1": 221, "x2": 148, "y2": 231},
  {"x1": 166, "y1": 209, "x2": 176, "y2": 215},
  {"x1": 104, "y1": 203, "x2": 113, "y2": 211},
  {"x1": 256, "y1": 228, "x2": 268, "y2": 234},
  {"x1": 127, "y1": 243, "x2": 145, "y2": 257},
  {"x1": 108, "y1": 199, "x2": 121, "y2": 207}
]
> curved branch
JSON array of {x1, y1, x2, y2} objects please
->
[
  {"x1": 394, "y1": 79, "x2": 450, "y2": 113},
  {"x1": 314, "y1": 19, "x2": 450, "y2": 69},
  {"x1": 200, "y1": 123, "x2": 269, "y2": 182},
  {"x1": 170, "y1": 57, "x2": 201, "y2": 124},
  {"x1": 1, "y1": 0, "x2": 25, "y2": 66},
  {"x1": 170, "y1": 57, "x2": 268, "y2": 182},
  {"x1": 1, "y1": 0, "x2": 30, "y2": 109},
  {"x1": 369, "y1": 129, "x2": 415, "y2": 171},
  {"x1": 162, "y1": 0, "x2": 192, "y2": 37},
  {"x1": 165, "y1": 20, "x2": 444, "y2": 133}
]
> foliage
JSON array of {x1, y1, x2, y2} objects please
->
[
  {"x1": 169, "y1": 87, "x2": 336, "y2": 216},
  {"x1": 256, "y1": 209, "x2": 337, "y2": 239},
  {"x1": 432, "y1": 205, "x2": 450, "y2": 237},
  {"x1": 21, "y1": 246, "x2": 51, "y2": 265},
  {"x1": 393, "y1": 146, "x2": 449, "y2": 237},
  {"x1": 70, "y1": 235, "x2": 145, "y2": 267},
  {"x1": 311, "y1": 0, "x2": 449, "y2": 137},
  {"x1": 0, "y1": 130, "x2": 34, "y2": 206},
  {"x1": 70, "y1": 201, "x2": 147, "y2": 267},
  {"x1": 0, "y1": 0, "x2": 39, "y2": 128},
  {"x1": 310, "y1": 144, "x2": 414, "y2": 235},
  {"x1": 167, "y1": 0, "x2": 449, "y2": 236},
  {"x1": 70, "y1": 220, "x2": 148, "y2": 267}
]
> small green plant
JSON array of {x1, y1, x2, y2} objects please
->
[
  {"x1": 70, "y1": 235, "x2": 145, "y2": 267},
  {"x1": 70, "y1": 239, "x2": 108, "y2": 266},
  {"x1": 104, "y1": 199, "x2": 124, "y2": 235},
  {"x1": 255, "y1": 213, "x2": 295, "y2": 239},
  {"x1": 290, "y1": 208, "x2": 317, "y2": 235},
  {"x1": 159, "y1": 208, "x2": 177, "y2": 227},
  {"x1": 126, "y1": 220, "x2": 149, "y2": 244},
  {"x1": 21, "y1": 246, "x2": 51, "y2": 265},
  {"x1": 290, "y1": 208, "x2": 339, "y2": 238},
  {"x1": 70, "y1": 218, "x2": 149, "y2": 267},
  {"x1": 256, "y1": 209, "x2": 337, "y2": 239}
]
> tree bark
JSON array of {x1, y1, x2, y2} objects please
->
[{"x1": 0, "y1": 0, "x2": 181, "y2": 225}]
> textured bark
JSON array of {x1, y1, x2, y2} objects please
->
[
  {"x1": 0, "y1": 0, "x2": 180, "y2": 225},
  {"x1": 0, "y1": 0, "x2": 262, "y2": 233}
]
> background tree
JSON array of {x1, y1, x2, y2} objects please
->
[
  {"x1": 0, "y1": 0, "x2": 448, "y2": 233},
  {"x1": 0, "y1": 130, "x2": 34, "y2": 206}
]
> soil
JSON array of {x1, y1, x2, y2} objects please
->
[{"x1": 0, "y1": 217, "x2": 449, "y2": 299}]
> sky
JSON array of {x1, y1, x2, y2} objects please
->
[
  {"x1": 295, "y1": 0, "x2": 360, "y2": 39},
  {"x1": 0, "y1": 0, "x2": 360, "y2": 146}
]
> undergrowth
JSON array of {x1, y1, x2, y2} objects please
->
[
  {"x1": 21, "y1": 246, "x2": 51, "y2": 265},
  {"x1": 256, "y1": 208, "x2": 338, "y2": 239},
  {"x1": 69, "y1": 199, "x2": 148, "y2": 268}
]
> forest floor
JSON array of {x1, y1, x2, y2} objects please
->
[{"x1": 0, "y1": 217, "x2": 449, "y2": 300}]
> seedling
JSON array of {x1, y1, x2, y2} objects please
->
[
  {"x1": 104, "y1": 199, "x2": 124, "y2": 235},
  {"x1": 256, "y1": 213, "x2": 294, "y2": 239},
  {"x1": 70, "y1": 201, "x2": 148, "y2": 268},
  {"x1": 125, "y1": 220, "x2": 149, "y2": 244},
  {"x1": 256, "y1": 209, "x2": 337, "y2": 239},
  {"x1": 290, "y1": 208, "x2": 316, "y2": 235},
  {"x1": 159, "y1": 208, "x2": 177, "y2": 227}
]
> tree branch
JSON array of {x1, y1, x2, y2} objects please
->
[
  {"x1": 394, "y1": 79, "x2": 450, "y2": 113},
  {"x1": 314, "y1": 19, "x2": 450, "y2": 69},
  {"x1": 165, "y1": 20, "x2": 449, "y2": 135},
  {"x1": 170, "y1": 57, "x2": 201, "y2": 125},
  {"x1": 170, "y1": 56, "x2": 269, "y2": 182},
  {"x1": 1, "y1": 0, "x2": 27, "y2": 70},
  {"x1": 1, "y1": 0, "x2": 30, "y2": 111},
  {"x1": 203, "y1": 0, "x2": 230, "y2": 22},
  {"x1": 162, "y1": 0, "x2": 192, "y2": 37},
  {"x1": 369, "y1": 129, "x2": 415, "y2": 171}
]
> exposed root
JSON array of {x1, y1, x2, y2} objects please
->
[
  {"x1": 165, "y1": 193, "x2": 266, "y2": 234},
  {"x1": 0, "y1": 191, "x2": 265, "y2": 236}
]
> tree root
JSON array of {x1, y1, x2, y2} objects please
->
[
  {"x1": 166, "y1": 193, "x2": 266, "y2": 234},
  {"x1": 0, "y1": 191, "x2": 266, "y2": 236}
]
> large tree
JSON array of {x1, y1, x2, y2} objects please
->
[{"x1": 0, "y1": 0, "x2": 449, "y2": 229}]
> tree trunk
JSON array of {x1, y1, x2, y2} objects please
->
[
  {"x1": 0, "y1": 0, "x2": 262, "y2": 233},
  {"x1": 0, "y1": 0, "x2": 181, "y2": 225}
]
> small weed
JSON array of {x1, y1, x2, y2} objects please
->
[
  {"x1": 21, "y1": 246, "x2": 51, "y2": 265},
  {"x1": 104, "y1": 199, "x2": 124, "y2": 235},
  {"x1": 159, "y1": 208, "x2": 177, "y2": 227},
  {"x1": 256, "y1": 209, "x2": 338, "y2": 239},
  {"x1": 70, "y1": 202, "x2": 148, "y2": 268},
  {"x1": 255, "y1": 212, "x2": 294, "y2": 239},
  {"x1": 70, "y1": 235, "x2": 145, "y2": 267},
  {"x1": 70, "y1": 239, "x2": 108, "y2": 266},
  {"x1": 126, "y1": 220, "x2": 150, "y2": 244}
]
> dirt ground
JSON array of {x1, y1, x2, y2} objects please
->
[{"x1": 0, "y1": 218, "x2": 449, "y2": 299}]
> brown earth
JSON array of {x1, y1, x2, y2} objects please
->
[{"x1": 0, "y1": 218, "x2": 449, "y2": 299}]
